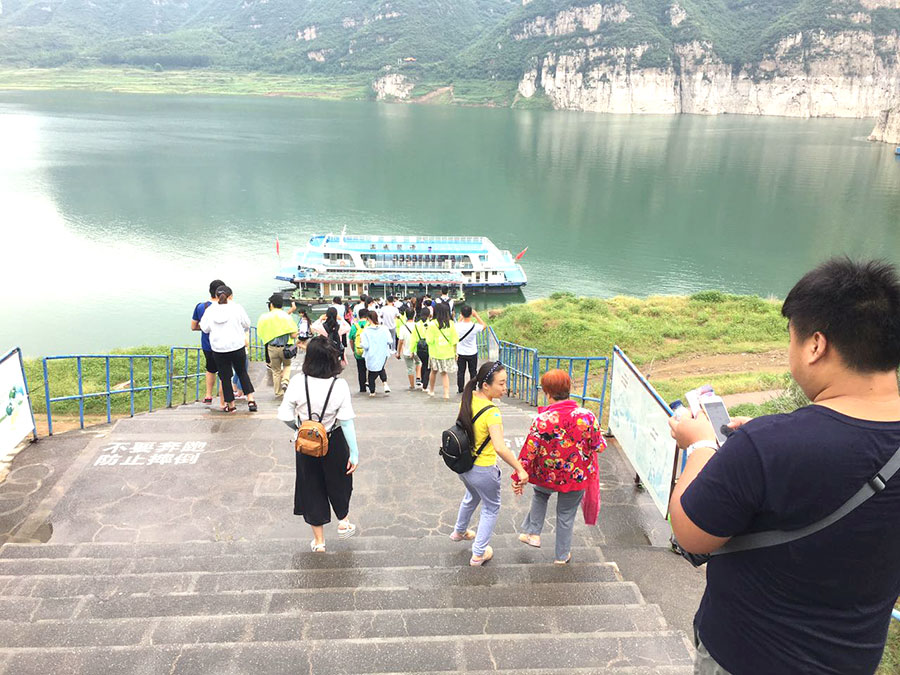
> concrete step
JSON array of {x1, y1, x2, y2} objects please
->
[
  {"x1": 0, "y1": 544, "x2": 604, "y2": 576},
  {"x1": 0, "y1": 547, "x2": 604, "y2": 573},
  {"x1": 0, "y1": 562, "x2": 622, "y2": 598},
  {"x1": 0, "y1": 632, "x2": 693, "y2": 673},
  {"x1": 0, "y1": 604, "x2": 668, "y2": 647},
  {"x1": 0, "y1": 581, "x2": 644, "y2": 619},
  {"x1": 0, "y1": 533, "x2": 597, "y2": 559}
]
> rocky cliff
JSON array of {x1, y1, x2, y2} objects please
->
[
  {"x1": 515, "y1": 23, "x2": 900, "y2": 120},
  {"x1": 869, "y1": 105, "x2": 900, "y2": 143}
]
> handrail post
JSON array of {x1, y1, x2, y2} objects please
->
[
  {"x1": 532, "y1": 348, "x2": 539, "y2": 405},
  {"x1": 76, "y1": 356, "x2": 84, "y2": 430},
  {"x1": 106, "y1": 357, "x2": 111, "y2": 424},
  {"x1": 42, "y1": 358, "x2": 52, "y2": 437},
  {"x1": 129, "y1": 358, "x2": 135, "y2": 417},
  {"x1": 148, "y1": 356, "x2": 154, "y2": 412},
  {"x1": 166, "y1": 351, "x2": 173, "y2": 408},
  {"x1": 15, "y1": 348, "x2": 38, "y2": 441}
]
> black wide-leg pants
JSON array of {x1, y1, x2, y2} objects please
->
[{"x1": 294, "y1": 427, "x2": 353, "y2": 526}]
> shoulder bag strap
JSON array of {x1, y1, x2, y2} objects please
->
[
  {"x1": 461, "y1": 325, "x2": 476, "y2": 342},
  {"x1": 713, "y1": 443, "x2": 900, "y2": 556}
]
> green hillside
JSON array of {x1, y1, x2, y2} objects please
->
[{"x1": 1, "y1": 0, "x2": 899, "y2": 78}]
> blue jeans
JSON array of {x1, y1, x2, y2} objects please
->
[
  {"x1": 454, "y1": 464, "x2": 501, "y2": 557},
  {"x1": 521, "y1": 485, "x2": 584, "y2": 562}
]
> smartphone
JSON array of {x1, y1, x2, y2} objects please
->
[{"x1": 700, "y1": 396, "x2": 731, "y2": 446}]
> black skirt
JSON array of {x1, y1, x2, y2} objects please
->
[{"x1": 294, "y1": 426, "x2": 353, "y2": 526}]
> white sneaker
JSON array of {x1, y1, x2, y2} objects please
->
[
  {"x1": 369, "y1": 392, "x2": 376, "y2": 398},
  {"x1": 383, "y1": 384, "x2": 391, "y2": 394}
]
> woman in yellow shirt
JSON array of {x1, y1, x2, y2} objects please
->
[{"x1": 450, "y1": 360, "x2": 529, "y2": 566}]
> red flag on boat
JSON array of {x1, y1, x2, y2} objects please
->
[
  {"x1": 275, "y1": 236, "x2": 280, "y2": 256},
  {"x1": 515, "y1": 246, "x2": 528, "y2": 261}
]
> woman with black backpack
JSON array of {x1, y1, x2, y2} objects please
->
[
  {"x1": 450, "y1": 361, "x2": 529, "y2": 566},
  {"x1": 414, "y1": 308, "x2": 431, "y2": 391},
  {"x1": 314, "y1": 307, "x2": 349, "y2": 365},
  {"x1": 277, "y1": 336, "x2": 359, "y2": 552}
]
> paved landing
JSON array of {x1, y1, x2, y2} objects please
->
[{"x1": 0, "y1": 355, "x2": 700, "y2": 674}]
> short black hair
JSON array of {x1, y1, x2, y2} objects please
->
[
  {"x1": 333, "y1": 296, "x2": 342, "y2": 304},
  {"x1": 358, "y1": 308, "x2": 368, "y2": 320},
  {"x1": 404, "y1": 307, "x2": 415, "y2": 320},
  {"x1": 782, "y1": 257, "x2": 900, "y2": 372},
  {"x1": 209, "y1": 279, "x2": 225, "y2": 298},
  {"x1": 459, "y1": 304, "x2": 472, "y2": 318},
  {"x1": 387, "y1": 295, "x2": 395, "y2": 303},
  {"x1": 302, "y1": 336, "x2": 343, "y2": 378},
  {"x1": 441, "y1": 286, "x2": 449, "y2": 295},
  {"x1": 268, "y1": 294, "x2": 284, "y2": 308}
]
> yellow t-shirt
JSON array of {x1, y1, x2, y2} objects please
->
[{"x1": 472, "y1": 395, "x2": 503, "y2": 467}]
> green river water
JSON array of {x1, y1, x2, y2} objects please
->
[{"x1": 2, "y1": 90, "x2": 899, "y2": 356}]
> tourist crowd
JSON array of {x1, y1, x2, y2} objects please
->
[{"x1": 193, "y1": 261, "x2": 900, "y2": 675}]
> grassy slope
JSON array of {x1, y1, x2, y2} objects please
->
[{"x1": 0, "y1": 68, "x2": 373, "y2": 99}]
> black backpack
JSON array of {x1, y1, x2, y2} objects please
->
[{"x1": 440, "y1": 405, "x2": 497, "y2": 474}]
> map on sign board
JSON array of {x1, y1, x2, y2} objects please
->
[
  {"x1": 608, "y1": 346, "x2": 676, "y2": 518},
  {"x1": 0, "y1": 350, "x2": 35, "y2": 455}
]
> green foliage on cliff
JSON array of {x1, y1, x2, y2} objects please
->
[{"x1": 1, "y1": 0, "x2": 898, "y2": 83}]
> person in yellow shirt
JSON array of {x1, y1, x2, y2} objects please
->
[
  {"x1": 257, "y1": 294, "x2": 299, "y2": 396},
  {"x1": 450, "y1": 361, "x2": 529, "y2": 566},
  {"x1": 425, "y1": 302, "x2": 459, "y2": 399}
]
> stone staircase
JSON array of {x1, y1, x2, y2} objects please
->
[{"x1": 0, "y1": 360, "x2": 694, "y2": 673}]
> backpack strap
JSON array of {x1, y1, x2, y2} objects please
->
[
  {"x1": 712, "y1": 443, "x2": 900, "y2": 556},
  {"x1": 304, "y1": 376, "x2": 337, "y2": 424},
  {"x1": 471, "y1": 404, "x2": 498, "y2": 458}
]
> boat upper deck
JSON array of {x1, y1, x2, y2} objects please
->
[{"x1": 309, "y1": 234, "x2": 491, "y2": 254}]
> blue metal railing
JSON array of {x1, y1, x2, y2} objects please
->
[
  {"x1": 498, "y1": 340, "x2": 539, "y2": 406},
  {"x1": 167, "y1": 347, "x2": 221, "y2": 407},
  {"x1": 893, "y1": 608, "x2": 900, "y2": 622},
  {"x1": 537, "y1": 355, "x2": 610, "y2": 418},
  {"x1": 248, "y1": 326, "x2": 265, "y2": 362},
  {"x1": 42, "y1": 354, "x2": 169, "y2": 436}
]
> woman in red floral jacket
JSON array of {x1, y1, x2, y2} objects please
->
[{"x1": 517, "y1": 369, "x2": 605, "y2": 564}]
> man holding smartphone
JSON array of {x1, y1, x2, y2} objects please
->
[{"x1": 668, "y1": 258, "x2": 900, "y2": 675}]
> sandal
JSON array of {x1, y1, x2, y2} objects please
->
[
  {"x1": 225, "y1": 404, "x2": 237, "y2": 414},
  {"x1": 203, "y1": 397, "x2": 213, "y2": 404},
  {"x1": 553, "y1": 552, "x2": 572, "y2": 565},
  {"x1": 518, "y1": 533, "x2": 541, "y2": 548},
  {"x1": 449, "y1": 529, "x2": 475, "y2": 542},
  {"x1": 470, "y1": 546, "x2": 493, "y2": 567},
  {"x1": 337, "y1": 520, "x2": 357, "y2": 539},
  {"x1": 248, "y1": 401, "x2": 258, "y2": 412},
  {"x1": 310, "y1": 539, "x2": 326, "y2": 553}
]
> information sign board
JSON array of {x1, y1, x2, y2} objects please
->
[
  {"x1": 608, "y1": 345, "x2": 676, "y2": 518},
  {"x1": 0, "y1": 348, "x2": 36, "y2": 454}
]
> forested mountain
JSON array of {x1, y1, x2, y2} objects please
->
[{"x1": 3, "y1": 0, "x2": 900, "y2": 120}]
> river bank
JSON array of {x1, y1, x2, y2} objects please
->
[{"x1": 0, "y1": 68, "x2": 522, "y2": 106}]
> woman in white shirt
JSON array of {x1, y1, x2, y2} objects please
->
[
  {"x1": 277, "y1": 336, "x2": 360, "y2": 552},
  {"x1": 199, "y1": 285, "x2": 257, "y2": 413}
]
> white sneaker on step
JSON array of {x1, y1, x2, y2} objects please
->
[{"x1": 383, "y1": 384, "x2": 391, "y2": 394}]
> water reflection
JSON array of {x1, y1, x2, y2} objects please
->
[{"x1": 1, "y1": 91, "x2": 898, "y2": 356}]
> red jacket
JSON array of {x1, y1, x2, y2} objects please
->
[{"x1": 518, "y1": 399, "x2": 605, "y2": 493}]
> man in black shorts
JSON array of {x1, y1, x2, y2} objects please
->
[
  {"x1": 191, "y1": 279, "x2": 225, "y2": 405},
  {"x1": 669, "y1": 258, "x2": 900, "y2": 675}
]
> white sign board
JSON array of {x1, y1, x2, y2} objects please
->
[
  {"x1": 0, "y1": 349, "x2": 35, "y2": 453},
  {"x1": 608, "y1": 346, "x2": 677, "y2": 518}
]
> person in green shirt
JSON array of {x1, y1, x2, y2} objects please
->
[
  {"x1": 348, "y1": 308, "x2": 369, "y2": 394},
  {"x1": 425, "y1": 302, "x2": 459, "y2": 399},
  {"x1": 257, "y1": 294, "x2": 299, "y2": 396}
]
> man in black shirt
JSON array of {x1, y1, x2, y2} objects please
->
[{"x1": 669, "y1": 258, "x2": 900, "y2": 674}]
